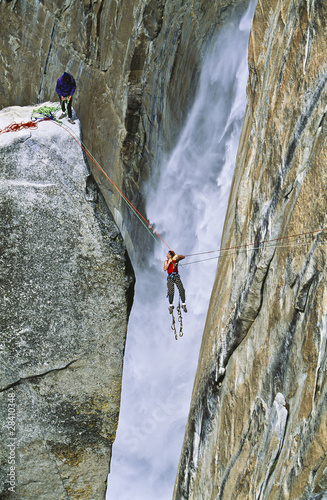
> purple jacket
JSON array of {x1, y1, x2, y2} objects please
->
[{"x1": 56, "y1": 72, "x2": 76, "y2": 98}]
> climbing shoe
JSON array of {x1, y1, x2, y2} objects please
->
[
  {"x1": 59, "y1": 113, "x2": 66, "y2": 119},
  {"x1": 182, "y1": 303, "x2": 187, "y2": 313},
  {"x1": 169, "y1": 305, "x2": 174, "y2": 314},
  {"x1": 68, "y1": 118, "x2": 75, "y2": 124}
]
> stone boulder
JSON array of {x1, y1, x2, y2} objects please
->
[{"x1": 0, "y1": 104, "x2": 134, "y2": 499}]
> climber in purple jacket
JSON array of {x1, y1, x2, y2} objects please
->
[{"x1": 56, "y1": 72, "x2": 76, "y2": 124}]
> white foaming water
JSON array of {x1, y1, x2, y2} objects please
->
[{"x1": 107, "y1": 3, "x2": 256, "y2": 499}]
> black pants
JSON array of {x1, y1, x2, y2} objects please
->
[
  {"x1": 60, "y1": 97, "x2": 73, "y2": 118},
  {"x1": 167, "y1": 273, "x2": 185, "y2": 304}
]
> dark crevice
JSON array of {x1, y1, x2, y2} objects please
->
[
  {"x1": 38, "y1": 19, "x2": 58, "y2": 104},
  {"x1": 125, "y1": 249, "x2": 135, "y2": 317},
  {"x1": 96, "y1": 0, "x2": 104, "y2": 38},
  {"x1": 219, "y1": 417, "x2": 253, "y2": 499},
  {"x1": 143, "y1": 0, "x2": 165, "y2": 40},
  {"x1": 269, "y1": 313, "x2": 300, "y2": 396},
  {"x1": 284, "y1": 72, "x2": 327, "y2": 171},
  {"x1": 217, "y1": 244, "x2": 276, "y2": 379},
  {"x1": 58, "y1": 0, "x2": 73, "y2": 17},
  {"x1": 318, "y1": 111, "x2": 326, "y2": 128},
  {"x1": 0, "y1": 359, "x2": 78, "y2": 393},
  {"x1": 295, "y1": 273, "x2": 316, "y2": 311},
  {"x1": 85, "y1": 173, "x2": 99, "y2": 202}
]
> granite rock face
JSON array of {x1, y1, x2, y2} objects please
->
[
  {"x1": 3, "y1": 0, "x2": 326, "y2": 499},
  {"x1": 0, "y1": 0, "x2": 249, "y2": 260},
  {"x1": 0, "y1": 1, "x2": 252, "y2": 498},
  {"x1": 0, "y1": 104, "x2": 134, "y2": 499},
  {"x1": 173, "y1": 1, "x2": 327, "y2": 499}
]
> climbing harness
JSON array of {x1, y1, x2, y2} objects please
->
[{"x1": 171, "y1": 300, "x2": 184, "y2": 340}]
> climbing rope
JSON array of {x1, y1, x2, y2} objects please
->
[
  {"x1": 0, "y1": 120, "x2": 39, "y2": 134},
  {"x1": 0, "y1": 107, "x2": 170, "y2": 253},
  {"x1": 0, "y1": 105, "x2": 60, "y2": 135},
  {"x1": 181, "y1": 227, "x2": 327, "y2": 266},
  {"x1": 171, "y1": 311, "x2": 178, "y2": 340},
  {"x1": 2, "y1": 108, "x2": 326, "y2": 266},
  {"x1": 50, "y1": 120, "x2": 171, "y2": 253},
  {"x1": 176, "y1": 300, "x2": 184, "y2": 337},
  {"x1": 171, "y1": 300, "x2": 184, "y2": 340}
]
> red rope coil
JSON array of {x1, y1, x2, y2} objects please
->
[{"x1": 0, "y1": 121, "x2": 39, "y2": 135}]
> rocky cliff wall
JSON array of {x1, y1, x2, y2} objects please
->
[
  {"x1": 0, "y1": 104, "x2": 134, "y2": 499},
  {"x1": 173, "y1": 1, "x2": 327, "y2": 499},
  {"x1": 0, "y1": 1, "x2": 255, "y2": 498},
  {"x1": 0, "y1": 0, "x2": 249, "y2": 260}
]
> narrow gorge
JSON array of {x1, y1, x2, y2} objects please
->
[
  {"x1": 0, "y1": 1, "x2": 326, "y2": 499},
  {"x1": 173, "y1": 1, "x2": 327, "y2": 499}
]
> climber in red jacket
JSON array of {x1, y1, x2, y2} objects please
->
[{"x1": 164, "y1": 251, "x2": 187, "y2": 314}]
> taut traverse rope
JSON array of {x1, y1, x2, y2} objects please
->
[
  {"x1": 51, "y1": 120, "x2": 171, "y2": 253},
  {"x1": 0, "y1": 107, "x2": 171, "y2": 253},
  {"x1": 2, "y1": 109, "x2": 326, "y2": 267},
  {"x1": 181, "y1": 227, "x2": 327, "y2": 266},
  {"x1": 2, "y1": 107, "x2": 326, "y2": 340}
]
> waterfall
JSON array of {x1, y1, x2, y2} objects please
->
[{"x1": 107, "y1": 3, "x2": 256, "y2": 499}]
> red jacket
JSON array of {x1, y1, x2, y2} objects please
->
[{"x1": 166, "y1": 260, "x2": 179, "y2": 274}]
